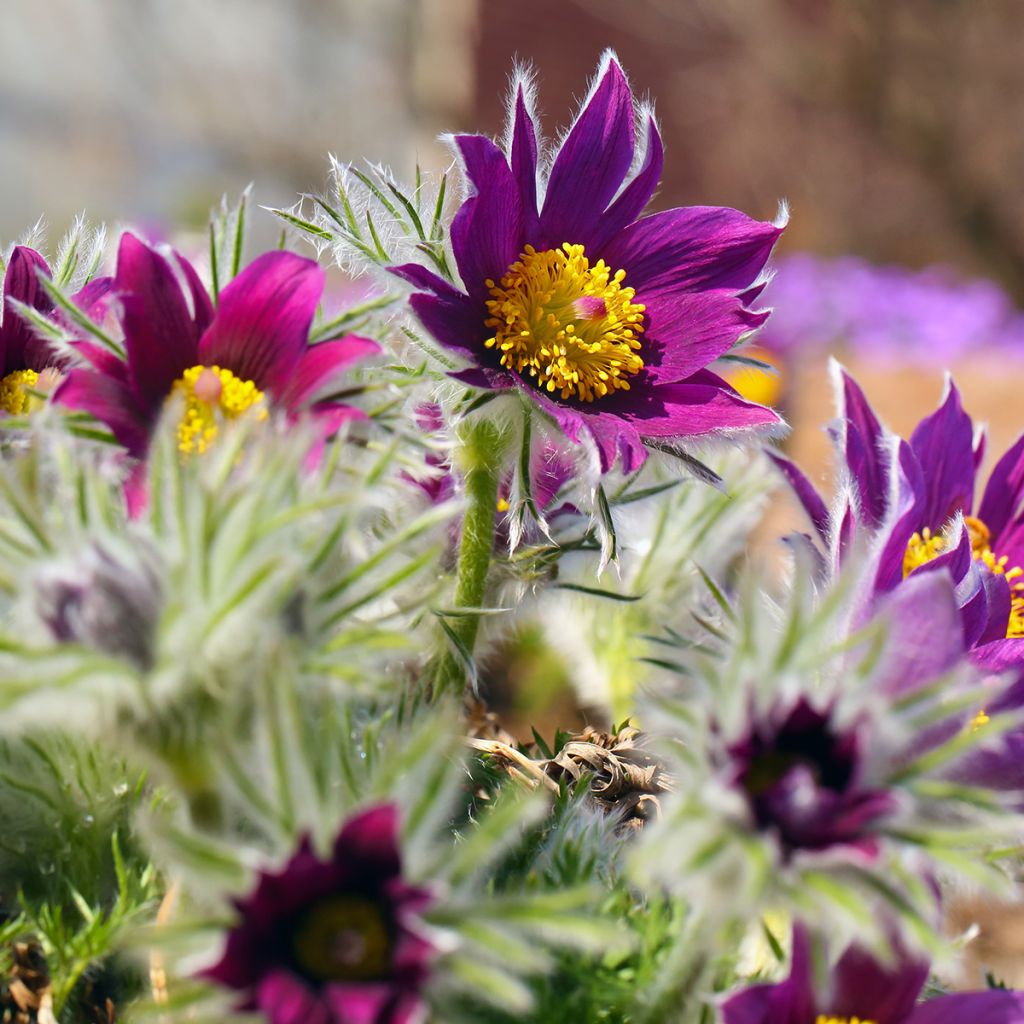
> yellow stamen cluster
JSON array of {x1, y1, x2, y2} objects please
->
[
  {"x1": 903, "y1": 514, "x2": 1024, "y2": 637},
  {"x1": 170, "y1": 364, "x2": 267, "y2": 456},
  {"x1": 484, "y1": 243, "x2": 645, "y2": 402},
  {"x1": 0, "y1": 369, "x2": 40, "y2": 415},
  {"x1": 815, "y1": 1018, "x2": 877, "y2": 1024},
  {"x1": 291, "y1": 895, "x2": 391, "y2": 982}
]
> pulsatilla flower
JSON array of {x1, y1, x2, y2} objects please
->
[
  {"x1": 728, "y1": 698, "x2": 895, "y2": 858},
  {"x1": 0, "y1": 245, "x2": 110, "y2": 414},
  {"x1": 391, "y1": 53, "x2": 785, "y2": 472},
  {"x1": 772, "y1": 367, "x2": 1024, "y2": 653},
  {"x1": 721, "y1": 925, "x2": 1024, "y2": 1024},
  {"x1": 55, "y1": 233, "x2": 379, "y2": 458},
  {"x1": 205, "y1": 804, "x2": 435, "y2": 1024}
]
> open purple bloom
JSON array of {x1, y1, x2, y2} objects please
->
[
  {"x1": 54, "y1": 233, "x2": 379, "y2": 458},
  {"x1": 772, "y1": 368, "x2": 1024, "y2": 654},
  {"x1": 721, "y1": 924, "x2": 1024, "y2": 1024},
  {"x1": 727, "y1": 697, "x2": 895, "y2": 858},
  {"x1": 391, "y1": 54, "x2": 785, "y2": 473},
  {"x1": 0, "y1": 245, "x2": 111, "y2": 414},
  {"x1": 205, "y1": 804, "x2": 435, "y2": 1024}
]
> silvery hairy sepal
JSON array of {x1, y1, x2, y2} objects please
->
[{"x1": 34, "y1": 541, "x2": 163, "y2": 671}]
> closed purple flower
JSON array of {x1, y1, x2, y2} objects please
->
[
  {"x1": 721, "y1": 924, "x2": 1024, "y2": 1024},
  {"x1": 391, "y1": 54, "x2": 785, "y2": 473},
  {"x1": 205, "y1": 804, "x2": 435, "y2": 1024},
  {"x1": 54, "y1": 233, "x2": 379, "y2": 459},
  {"x1": 0, "y1": 245, "x2": 111, "y2": 414}
]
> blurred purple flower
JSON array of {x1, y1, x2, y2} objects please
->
[
  {"x1": 727, "y1": 697, "x2": 895, "y2": 858},
  {"x1": 721, "y1": 924, "x2": 1024, "y2": 1024},
  {"x1": 759, "y1": 253, "x2": 1024, "y2": 365},
  {"x1": 205, "y1": 804, "x2": 434, "y2": 1024},
  {"x1": 54, "y1": 233, "x2": 379, "y2": 458},
  {"x1": 0, "y1": 246, "x2": 111, "y2": 414},
  {"x1": 392, "y1": 54, "x2": 784, "y2": 473}
]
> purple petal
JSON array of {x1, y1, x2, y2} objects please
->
[
  {"x1": 198, "y1": 251, "x2": 324, "y2": 394},
  {"x1": 767, "y1": 451, "x2": 830, "y2": 543},
  {"x1": 602, "y1": 206, "x2": 784, "y2": 298},
  {"x1": 828, "y1": 943, "x2": 927, "y2": 1024},
  {"x1": 979, "y1": 432, "x2": 1024, "y2": 548},
  {"x1": 408, "y1": 291, "x2": 483, "y2": 360},
  {"x1": 976, "y1": 569, "x2": 1012, "y2": 646},
  {"x1": 115, "y1": 233, "x2": 203, "y2": 409},
  {"x1": 908, "y1": 991, "x2": 1024, "y2": 1024},
  {"x1": 448, "y1": 365, "x2": 515, "y2": 390},
  {"x1": 874, "y1": 439, "x2": 927, "y2": 594},
  {"x1": 69, "y1": 276, "x2": 115, "y2": 326},
  {"x1": 388, "y1": 263, "x2": 464, "y2": 300},
  {"x1": 257, "y1": 970, "x2": 332, "y2": 1024},
  {"x1": 333, "y1": 803, "x2": 402, "y2": 878},
  {"x1": 839, "y1": 369, "x2": 888, "y2": 528},
  {"x1": 53, "y1": 369, "x2": 151, "y2": 456},
  {"x1": 589, "y1": 113, "x2": 665, "y2": 252},
  {"x1": 719, "y1": 925, "x2": 816, "y2": 1024},
  {"x1": 539, "y1": 56, "x2": 635, "y2": 250},
  {"x1": 909, "y1": 379, "x2": 976, "y2": 530},
  {"x1": 640, "y1": 289, "x2": 770, "y2": 384},
  {"x1": 872, "y1": 569, "x2": 964, "y2": 698},
  {"x1": 509, "y1": 84, "x2": 540, "y2": 238},
  {"x1": 449, "y1": 134, "x2": 525, "y2": 299},
  {"x1": 2, "y1": 246, "x2": 53, "y2": 373},
  {"x1": 324, "y1": 982, "x2": 394, "y2": 1024},
  {"x1": 278, "y1": 335, "x2": 379, "y2": 411}
]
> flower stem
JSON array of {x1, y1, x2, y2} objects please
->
[{"x1": 434, "y1": 418, "x2": 506, "y2": 697}]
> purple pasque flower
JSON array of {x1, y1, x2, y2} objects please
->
[
  {"x1": 771, "y1": 367, "x2": 1024, "y2": 654},
  {"x1": 721, "y1": 924, "x2": 1024, "y2": 1024},
  {"x1": 727, "y1": 696, "x2": 896, "y2": 858},
  {"x1": 205, "y1": 804, "x2": 435, "y2": 1024},
  {"x1": 0, "y1": 245, "x2": 111, "y2": 415},
  {"x1": 54, "y1": 232, "x2": 379, "y2": 459},
  {"x1": 391, "y1": 53, "x2": 785, "y2": 473}
]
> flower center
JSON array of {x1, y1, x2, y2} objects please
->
[
  {"x1": 903, "y1": 515, "x2": 1024, "y2": 637},
  {"x1": 290, "y1": 894, "x2": 393, "y2": 983},
  {"x1": 483, "y1": 243, "x2": 645, "y2": 402},
  {"x1": 0, "y1": 369, "x2": 40, "y2": 415},
  {"x1": 815, "y1": 1018, "x2": 877, "y2": 1024},
  {"x1": 170, "y1": 364, "x2": 267, "y2": 456}
]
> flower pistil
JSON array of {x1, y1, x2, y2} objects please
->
[{"x1": 171, "y1": 364, "x2": 267, "y2": 456}]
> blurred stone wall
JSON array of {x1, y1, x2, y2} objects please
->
[{"x1": 0, "y1": 0, "x2": 476, "y2": 241}]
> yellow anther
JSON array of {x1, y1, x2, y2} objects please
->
[
  {"x1": 904, "y1": 517, "x2": 1024, "y2": 638},
  {"x1": 815, "y1": 1018, "x2": 877, "y2": 1024},
  {"x1": 170, "y1": 364, "x2": 267, "y2": 456},
  {"x1": 484, "y1": 243, "x2": 645, "y2": 403},
  {"x1": 0, "y1": 368, "x2": 40, "y2": 415}
]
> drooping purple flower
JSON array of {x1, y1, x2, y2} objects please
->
[
  {"x1": 54, "y1": 233, "x2": 379, "y2": 459},
  {"x1": 391, "y1": 54, "x2": 785, "y2": 473},
  {"x1": 720, "y1": 924, "x2": 1024, "y2": 1024},
  {"x1": 0, "y1": 245, "x2": 111, "y2": 414},
  {"x1": 205, "y1": 804, "x2": 435, "y2": 1024}
]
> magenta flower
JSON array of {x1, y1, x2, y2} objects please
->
[
  {"x1": 721, "y1": 925, "x2": 1024, "y2": 1024},
  {"x1": 0, "y1": 245, "x2": 110, "y2": 414},
  {"x1": 55, "y1": 233, "x2": 379, "y2": 458},
  {"x1": 391, "y1": 54, "x2": 784, "y2": 472},
  {"x1": 205, "y1": 804, "x2": 435, "y2": 1024}
]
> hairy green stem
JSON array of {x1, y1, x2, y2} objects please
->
[{"x1": 434, "y1": 419, "x2": 506, "y2": 697}]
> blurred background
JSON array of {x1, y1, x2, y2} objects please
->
[{"x1": 4, "y1": 0, "x2": 1024, "y2": 614}]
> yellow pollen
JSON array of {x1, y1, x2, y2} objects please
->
[
  {"x1": 496, "y1": 496, "x2": 510, "y2": 512},
  {"x1": 0, "y1": 369, "x2": 40, "y2": 415},
  {"x1": 971, "y1": 708, "x2": 990, "y2": 731},
  {"x1": 170, "y1": 364, "x2": 267, "y2": 456},
  {"x1": 483, "y1": 242, "x2": 645, "y2": 402},
  {"x1": 903, "y1": 517, "x2": 1024, "y2": 638},
  {"x1": 815, "y1": 1018, "x2": 877, "y2": 1024}
]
